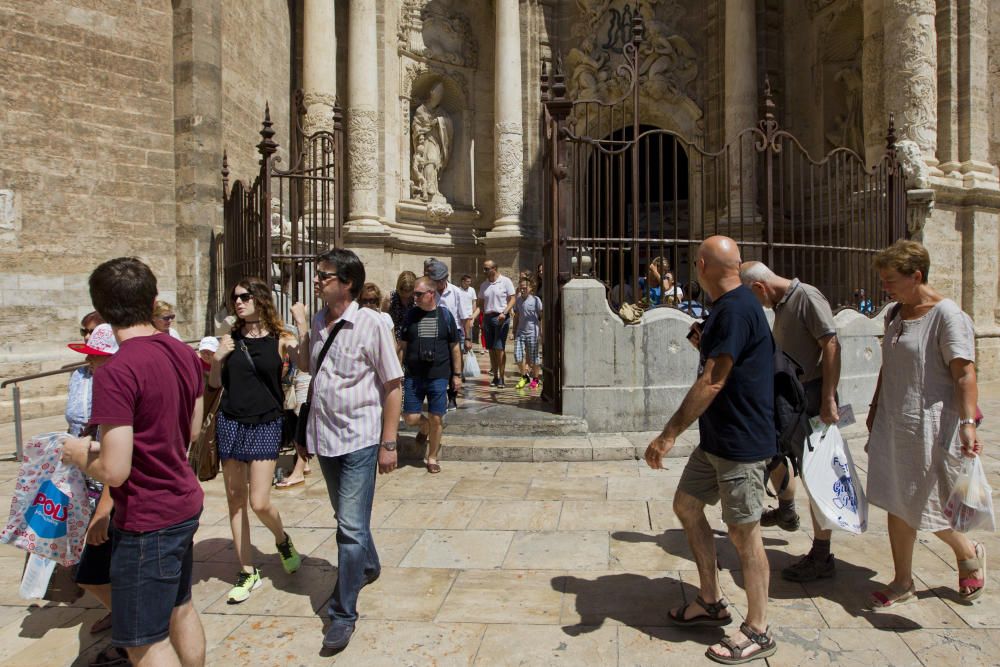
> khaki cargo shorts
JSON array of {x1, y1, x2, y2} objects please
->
[{"x1": 677, "y1": 447, "x2": 769, "y2": 525}]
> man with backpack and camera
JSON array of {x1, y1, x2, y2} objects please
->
[
  {"x1": 740, "y1": 261, "x2": 842, "y2": 583},
  {"x1": 401, "y1": 276, "x2": 463, "y2": 473}
]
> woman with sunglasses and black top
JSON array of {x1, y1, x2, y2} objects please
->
[{"x1": 209, "y1": 277, "x2": 302, "y2": 604}]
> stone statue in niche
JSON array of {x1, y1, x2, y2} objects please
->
[
  {"x1": 826, "y1": 66, "x2": 864, "y2": 155},
  {"x1": 410, "y1": 81, "x2": 453, "y2": 207}
]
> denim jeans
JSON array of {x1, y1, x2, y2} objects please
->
[
  {"x1": 110, "y1": 512, "x2": 201, "y2": 647},
  {"x1": 318, "y1": 445, "x2": 380, "y2": 627}
]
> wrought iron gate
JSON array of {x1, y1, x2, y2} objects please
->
[
  {"x1": 220, "y1": 97, "x2": 345, "y2": 324},
  {"x1": 540, "y1": 17, "x2": 907, "y2": 410}
]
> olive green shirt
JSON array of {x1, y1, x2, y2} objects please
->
[{"x1": 772, "y1": 279, "x2": 837, "y2": 384}]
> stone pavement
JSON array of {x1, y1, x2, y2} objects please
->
[{"x1": 1, "y1": 389, "x2": 1000, "y2": 664}]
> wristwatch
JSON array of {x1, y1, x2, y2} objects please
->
[
  {"x1": 959, "y1": 418, "x2": 977, "y2": 426},
  {"x1": 380, "y1": 440, "x2": 397, "y2": 451}
]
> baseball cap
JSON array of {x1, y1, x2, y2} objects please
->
[
  {"x1": 426, "y1": 259, "x2": 449, "y2": 281},
  {"x1": 68, "y1": 323, "x2": 118, "y2": 356},
  {"x1": 198, "y1": 336, "x2": 220, "y2": 353}
]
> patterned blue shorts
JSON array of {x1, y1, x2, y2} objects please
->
[{"x1": 216, "y1": 411, "x2": 282, "y2": 462}]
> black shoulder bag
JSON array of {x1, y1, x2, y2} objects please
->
[{"x1": 294, "y1": 320, "x2": 347, "y2": 450}]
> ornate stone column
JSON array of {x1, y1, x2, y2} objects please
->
[
  {"x1": 346, "y1": 0, "x2": 382, "y2": 231},
  {"x1": 301, "y1": 0, "x2": 337, "y2": 135},
  {"x1": 883, "y1": 0, "x2": 937, "y2": 167},
  {"x1": 956, "y1": 0, "x2": 996, "y2": 187},
  {"x1": 724, "y1": 0, "x2": 757, "y2": 220},
  {"x1": 490, "y1": 0, "x2": 524, "y2": 239}
]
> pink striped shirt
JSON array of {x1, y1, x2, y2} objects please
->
[{"x1": 306, "y1": 301, "x2": 403, "y2": 457}]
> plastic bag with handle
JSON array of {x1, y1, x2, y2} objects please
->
[
  {"x1": 801, "y1": 424, "x2": 868, "y2": 534},
  {"x1": 944, "y1": 456, "x2": 996, "y2": 533},
  {"x1": 0, "y1": 432, "x2": 89, "y2": 566},
  {"x1": 463, "y1": 349, "x2": 481, "y2": 379}
]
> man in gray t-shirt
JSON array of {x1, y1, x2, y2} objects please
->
[{"x1": 741, "y1": 261, "x2": 842, "y2": 583}]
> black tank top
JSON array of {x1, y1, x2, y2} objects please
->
[{"x1": 220, "y1": 333, "x2": 283, "y2": 424}]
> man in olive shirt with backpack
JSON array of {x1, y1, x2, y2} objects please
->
[{"x1": 741, "y1": 261, "x2": 842, "y2": 583}]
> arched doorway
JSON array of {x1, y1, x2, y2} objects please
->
[{"x1": 583, "y1": 124, "x2": 691, "y2": 306}]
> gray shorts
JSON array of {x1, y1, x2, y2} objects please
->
[{"x1": 677, "y1": 447, "x2": 769, "y2": 525}]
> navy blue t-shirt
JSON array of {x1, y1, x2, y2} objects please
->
[{"x1": 697, "y1": 284, "x2": 776, "y2": 462}]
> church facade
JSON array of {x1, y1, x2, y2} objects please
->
[{"x1": 4, "y1": 0, "x2": 1000, "y2": 422}]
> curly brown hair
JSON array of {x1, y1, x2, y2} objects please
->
[{"x1": 229, "y1": 277, "x2": 288, "y2": 338}]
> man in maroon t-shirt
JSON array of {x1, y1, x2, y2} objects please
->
[{"x1": 64, "y1": 257, "x2": 206, "y2": 666}]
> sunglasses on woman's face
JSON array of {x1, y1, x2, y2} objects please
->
[
  {"x1": 232, "y1": 293, "x2": 253, "y2": 303},
  {"x1": 157, "y1": 314, "x2": 177, "y2": 321},
  {"x1": 360, "y1": 298, "x2": 379, "y2": 306}
]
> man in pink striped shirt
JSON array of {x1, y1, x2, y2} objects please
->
[{"x1": 290, "y1": 248, "x2": 403, "y2": 653}]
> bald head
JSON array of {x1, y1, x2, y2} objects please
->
[
  {"x1": 696, "y1": 236, "x2": 743, "y2": 300},
  {"x1": 698, "y1": 236, "x2": 742, "y2": 271}
]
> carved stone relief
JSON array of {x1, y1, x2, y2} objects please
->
[
  {"x1": 301, "y1": 91, "x2": 337, "y2": 135},
  {"x1": 884, "y1": 1, "x2": 937, "y2": 155},
  {"x1": 399, "y1": 0, "x2": 478, "y2": 69},
  {"x1": 348, "y1": 109, "x2": 379, "y2": 192},
  {"x1": 566, "y1": 0, "x2": 697, "y2": 107},
  {"x1": 495, "y1": 122, "x2": 524, "y2": 219}
]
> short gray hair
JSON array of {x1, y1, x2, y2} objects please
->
[{"x1": 739, "y1": 261, "x2": 777, "y2": 285}]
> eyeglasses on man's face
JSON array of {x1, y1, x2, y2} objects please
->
[
  {"x1": 413, "y1": 289, "x2": 433, "y2": 297},
  {"x1": 232, "y1": 293, "x2": 253, "y2": 303},
  {"x1": 316, "y1": 269, "x2": 338, "y2": 282},
  {"x1": 483, "y1": 265, "x2": 496, "y2": 272}
]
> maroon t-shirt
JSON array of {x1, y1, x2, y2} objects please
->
[{"x1": 90, "y1": 333, "x2": 205, "y2": 532}]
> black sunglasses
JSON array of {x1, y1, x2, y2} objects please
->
[
  {"x1": 359, "y1": 298, "x2": 379, "y2": 306},
  {"x1": 316, "y1": 269, "x2": 338, "y2": 282},
  {"x1": 80, "y1": 328, "x2": 95, "y2": 337},
  {"x1": 412, "y1": 289, "x2": 432, "y2": 297},
  {"x1": 232, "y1": 293, "x2": 253, "y2": 303}
]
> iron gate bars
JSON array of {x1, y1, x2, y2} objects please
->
[
  {"x1": 541, "y1": 15, "x2": 906, "y2": 409},
  {"x1": 221, "y1": 98, "x2": 345, "y2": 326}
]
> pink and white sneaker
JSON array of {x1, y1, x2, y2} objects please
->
[{"x1": 529, "y1": 378, "x2": 539, "y2": 390}]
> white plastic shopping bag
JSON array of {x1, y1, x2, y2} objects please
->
[
  {"x1": 0, "y1": 432, "x2": 89, "y2": 566},
  {"x1": 801, "y1": 424, "x2": 868, "y2": 534},
  {"x1": 944, "y1": 456, "x2": 996, "y2": 533},
  {"x1": 19, "y1": 553, "x2": 56, "y2": 600},
  {"x1": 463, "y1": 349, "x2": 481, "y2": 379}
]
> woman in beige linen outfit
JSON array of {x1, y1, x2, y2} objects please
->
[{"x1": 866, "y1": 240, "x2": 985, "y2": 608}]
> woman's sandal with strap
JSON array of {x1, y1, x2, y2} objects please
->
[
  {"x1": 667, "y1": 595, "x2": 732, "y2": 627},
  {"x1": 958, "y1": 542, "x2": 986, "y2": 602},
  {"x1": 705, "y1": 621, "x2": 777, "y2": 665},
  {"x1": 869, "y1": 581, "x2": 916, "y2": 609}
]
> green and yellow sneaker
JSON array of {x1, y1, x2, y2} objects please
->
[
  {"x1": 515, "y1": 375, "x2": 530, "y2": 389},
  {"x1": 277, "y1": 532, "x2": 302, "y2": 574},
  {"x1": 227, "y1": 567, "x2": 262, "y2": 604}
]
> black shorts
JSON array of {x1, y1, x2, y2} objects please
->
[{"x1": 74, "y1": 536, "x2": 113, "y2": 586}]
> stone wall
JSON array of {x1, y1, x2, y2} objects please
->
[
  {"x1": 221, "y1": 0, "x2": 292, "y2": 185},
  {"x1": 0, "y1": 1, "x2": 177, "y2": 420},
  {"x1": 561, "y1": 279, "x2": 882, "y2": 433}
]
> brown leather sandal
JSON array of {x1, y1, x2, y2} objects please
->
[
  {"x1": 426, "y1": 461, "x2": 441, "y2": 474},
  {"x1": 667, "y1": 595, "x2": 732, "y2": 627},
  {"x1": 705, "y1": 621, "x2": 777, "y2": 664}
]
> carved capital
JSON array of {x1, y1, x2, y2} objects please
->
[
  {"x1": 302, "y1": 91, "x2": 338, "y2": 135},
  {"x1": 348, "y1": 108, "x2": 379, "y2": 192}
]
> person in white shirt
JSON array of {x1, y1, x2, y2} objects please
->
[
  {"x1": 459, "y1": 274, "x2": 478, "y2": 351},
  {"x1": 426, "y1": 259, "x2": 471, "y2": 410},
  {"x1": 478, "y1": 260, "x2": 517, "y2": 387}
]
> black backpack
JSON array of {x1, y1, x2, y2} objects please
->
[{"x1": 768, "y1": 346, "x2": 810, "y2": 495}]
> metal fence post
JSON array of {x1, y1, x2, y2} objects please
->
[{"x1": 12, "y1": 384, "x2": 22, "y2": 461}]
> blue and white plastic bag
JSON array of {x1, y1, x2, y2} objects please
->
[{"x1": 801, "y1": 424, "x2": 868, "y2": 534}]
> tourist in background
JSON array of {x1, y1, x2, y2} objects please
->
[
  {"x1": 387, "y1": 270, "x2": 417, "y2": 344},
  {"x1": 865, "y1": 240, "x2": 986, "y2": 607},
  {"x1": 210, "y1": 277, "x2": 302, "y2": 604},
  {"x1": 426, "y1": 259, "x2": 470, "y2": 410},
  {"x1": 479, "y1": 260, "x2": 516, "y2": 387},
  {"x1": 152, "y1": 299, "x2": 183, "y2": 340},
  {"x1": 360, "y1": 282, "x2": 394, "y2": 333},
  {"x1": 513, "y1": 278, "x2": 543, "y2": 390},
  {"x1": 401, "y1": 276, "x2": 462, "y2": 472}
]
